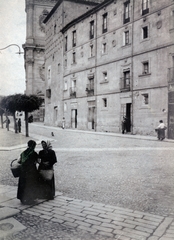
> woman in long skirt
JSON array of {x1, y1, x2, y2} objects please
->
[
  {"x1": 17, "y1": 140, "x2": 39, "y2": 205},
  {"x1": 38, "y1": 141, "x2": 57, "y2": 200}
]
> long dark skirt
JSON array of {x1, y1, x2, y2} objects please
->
[
  {"x1": 157, "y1": 129, "x2": 165, "y2": 140},
  {"x1": 17, "y1": 169, "x2": 39, "y2": 204},
  {"x1": 39, "y1": 174, "x2": 56, "y2": 200}
]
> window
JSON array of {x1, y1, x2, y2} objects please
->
[
  {"x1": 47, "y1": 66, "x2": 51, "y2": 85},
  {"x1": 64, "y1": 59, "x2": 67, "y2": 67},
  {"x1": 103, "y1": 98, "x2": 107, "y2": 107},
  {"x1": 103, "y1": 72, "x2": 107, "y2": 82},
  {"x1": 64, "y1": 81, "x2": 67, "y2": 91},
  {"x1": 142, "y1": 0, "x2": 149, "y2": 15},
  {"x1": 123, "y1": 1, "x2": 130, "y2": 24},
  {"x1": 102, "y1": 13, "x2": 107, "y2": 33},
  {"x1": 72, "y1": 80, "x2": 76, "y2": 88},
  {"x1": 102, "y1": 43, "x2": 107, "y2": 54},
  {"x1": 90, "y1": 21, "x2": 94, "y2": 39},
  {"x1": 65, "y1": 36, "x2": 67, "y2": 51},
  {"x1": 86, "y1": 77, "x2": 94, "y2": 96},
  {"x1": 124, "y1": 71, "x2": 130, "y2": 86},
  {"x1": 70, "y1": 80, "x2": 76, "y2": 98},
  {"x1": 72, "y1": 30, "x2": 76, "y2": 47},
  {"x1": 54, "y1": 24, "x2": 57, "y2": 34},
  {"x1": 46, "y1": 89, "x2": 51, "y2": 98},
  {"x1": 72, "y1": 52, "x2": 76, "y2": 64},
  {"x1": 47, "y1": 67, "x2": 51, "y2": 80},
  {"x1": 58, "y1": 63, "x2": 60, "y2": 73},
  {"x1": 142, "y1": 26, "x2": 148, "y2": 39},
  {"x1": 143, "y1": 61, "x2": 149, "y2": 74},
  {"x1": 90, "y1": 44, "x2": 94, "y2": 57},
  {"x1": 64, "y1": 102, "x2": 67, "y2": 112},
  {"x1": 142, "y1": 93, "x2": 149, "y2": 105},
  {"x1": 124, "y1": 31, "x2": 129, "y2": 45}
]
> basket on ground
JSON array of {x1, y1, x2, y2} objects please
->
[{"x1": 10, "y1": 159, "x2": 21, "y2": 178}]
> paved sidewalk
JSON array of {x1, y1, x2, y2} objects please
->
[{"x1": 0, "y1": 185, "x2": 174, "y2": 240}]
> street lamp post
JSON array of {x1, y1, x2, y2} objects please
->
[{"x1": 0, "y1": 44, "x2": 23, "y2": 55}]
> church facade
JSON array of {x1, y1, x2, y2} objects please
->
[{"x1": 24, "y1": 0, "x2": 174, "y2": 138}]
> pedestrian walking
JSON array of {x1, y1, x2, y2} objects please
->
[
  {"x1": 18, "y1": 118, "x2": 21, "y2": 133},
  {"x1": 3, "y1": 117, "x2": 10, "y2": 131},
  {"x1": 17, "y1": 140, "x2": 39, "y2": 205},
  {"x1": 38, "y1": 141, "x2": 57, "y2": 200},
  {"x1": 62, "y1": 117, "x2": 65, "y2": 129},
  {"x1": 121, "y1": 116, "x2": 127, "y2": 134},
  {"x1": 155, "y1": 120, "x2": 167, "y2": 141}
]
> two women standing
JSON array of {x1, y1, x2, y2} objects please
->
[{"x1": 17, "y1": 140, "x2": 57, "y2": 205}]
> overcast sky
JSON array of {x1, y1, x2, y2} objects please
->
[{"x1": 0, "y1": 0, "x2": 26, "y2": 96}]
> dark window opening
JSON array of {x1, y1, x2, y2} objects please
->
[
  {"x1": 90, "y1": 21, "x2": 94, "y2": 39},
  {"x1": 102, "y1": 13, "x2": 107, "y2": 33},
  {"x1": 143, "y1": 26, "x2": 148, "y2": 39}
]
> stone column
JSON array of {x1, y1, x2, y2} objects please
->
[{"x1": 26, "y1": 1, "x2": 34, "y2": 44}]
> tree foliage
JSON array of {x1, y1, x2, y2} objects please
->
[
  {"x1": 0, "y1": 94, "x2": 43, "y2": 136},
  {"x1": 17, "y1": 94, "x2": 43, "y2": 112}
]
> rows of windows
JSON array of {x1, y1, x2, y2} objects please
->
[
  {"x1": 65, "y1": 24, "x2": 149, "y2": 64},
  {"x1": 64, "y1": 0, "x2": 150, "y2": 51},
  {"x1": 60, "y1": 60, "x2": 150, "y2": 99},
  {"x1": 63, "y1": 91, "x2": 149, "y2": 114}
]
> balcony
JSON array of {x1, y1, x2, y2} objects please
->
[
  {"x1": 70, "y1": 87, "x2": 76, "y2": 98},
  {"x1": 169, "y1": 67, "x2": 174, "y2": 83},
  {"x1": 120, "y1": 77, "x2": 130, "y2": 91},
  {"x1": 86, "y1": 84, "x2": 94, "y2": 96},
  {"x1": 142, "y1": 8, "x2": 149, "y2": 16}
]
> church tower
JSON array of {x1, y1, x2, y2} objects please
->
[{"x1": 23, "y1": 0, "x2": 57, "y2": 121}]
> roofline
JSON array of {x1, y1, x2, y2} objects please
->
[
  {"x1": 61, "y1": 0, "x2": 114, "y2": 33},
  {"x1": 43, "y1": 0, "x2": 100, "y2": 23}
]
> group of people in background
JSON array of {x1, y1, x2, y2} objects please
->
[{"x1": 17, "y1": 140, "x2": 57, "y2": 205}]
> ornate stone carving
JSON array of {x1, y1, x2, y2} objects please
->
[{"x1": 39, "y1": 9, "x2": 49, "y2": 32}]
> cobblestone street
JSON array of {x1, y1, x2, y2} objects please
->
[{"x1": 0, "y1": 123, "x2": 174, "y2": 239}]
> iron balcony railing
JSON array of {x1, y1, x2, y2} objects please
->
[
  {"x1": 169, "y1": 67, "x2": 174, "y2": 83},
  {"x1": 86, "y1": 83, "x2": 94, "y2": 96},
  {"x1": 120, "y1": 77, "x2": 130, "y2": 91},
  {"x1": 70, "y1": 87, "x2": 76, "y2": 98}
]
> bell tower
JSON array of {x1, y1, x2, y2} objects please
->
[{"x1": 23, "y1": 0, "x2": 57, "y2": 121}]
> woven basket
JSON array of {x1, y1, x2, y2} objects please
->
[{"x1": 10, "y1": 159, "x2": 21, "y2": 178}]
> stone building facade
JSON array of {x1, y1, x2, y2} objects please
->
[{"x1": 25, "y1": 0, "x2": 174, "y2": 138}]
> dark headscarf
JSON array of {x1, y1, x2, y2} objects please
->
[{"x1": 21, "y1": 140, "x2": 36, "y2": 163}]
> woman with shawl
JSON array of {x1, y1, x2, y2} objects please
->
[
  {"x1": 38, "y1": 141, "x2": 57, "y2": 200},
  {"x1": 17, "y1": 140, "x2": 39, "y2": 205}
]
